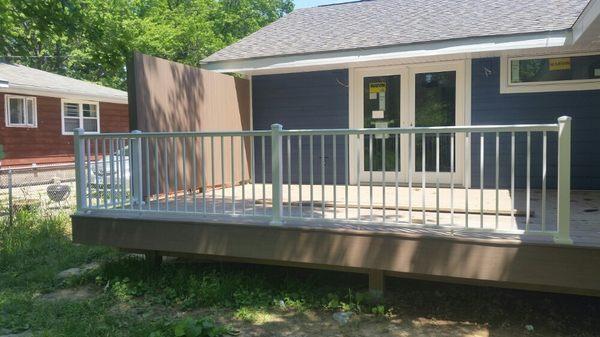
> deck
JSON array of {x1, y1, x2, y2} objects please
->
[{"x1": 73, "y1": 186, "x2": 600, "y2": 296}]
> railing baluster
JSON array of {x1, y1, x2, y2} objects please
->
[
  {"x1": 221, "y1": 135, "x2": 225, "y2": 214},
  {"x1": 321, "y1": 134, "x2": 325, "y2": 219},
  {"x1": 231, "y1": 135, "x2": 235, "y2": 215},
  {"x1": 435, "y1": 132, "x2": 440, "y2": 226},
  {"x1": 450, "y1": 133, "x2": 454, "y2": 226},
  {"x1": 369, "y1": 134, "x2": 373, "y2": 221},
  {"x1": 120, "y1": 138, "x2": 126, "y2": 209},
  {"x1": 110, "y1": 138, "x2": 115, "y2": 208},
  {"x1": 261, "y1": 135, "x2": 266, "y2": 215},
  {"x1": 182, "y1": 136, "x2": 187, "y2": 212},
  {"x1": 145, "y1": 138, "x2": 150, "y2": 211},
  {"x1": 86, "y1": 138, "x2": 92, "y2": 208},
  {"x1": 344, "y1": 134, "x2": 349, "y2": 220},
  {"x1": 495, "y1": 132, "x2": 499, "y2": 229},
  {"x1": 480, "y1": 133, "x2": 484, "y2": 228},
  {"x1": 408, "y1": 133, "x2": 413, "y2": 225},
  {"x1": 154, "y1": 139, "x2": 159, "y2": 211},
  {"x1": 421, "y1": 133, "x2": 426, "y2": 224},
  {"x1": 333, "y1": 135, "x2": 337, "y2": 219},
  {"x1": 464, "y1": 132, "x2": 469, "y2": 228},
  {"x1": 511, "y1": 132, "x2": 515, "y2": 223},
  {"x1": 94, "y1": 139, "x2": 100, "y2": 207},
  {"x1": 381, "y1": 133, "x2": 386, "y2": 222},
  {"x1": 211, "y1": 136, "x2": 216, "y2": 213},
  {"x1": 356, "y1": 134, "x2": 361, "y2": 221},
  {"x1": 251, "y1": 135, "x2": 256, "y2": 216},
  {"x1": 298, "y1": 136, "x2": 303, "y2": 217},
  {"x1": 395, "y1": 133, "x2": 399, "y2": 223},
  {"x1": 526, "y1": 131, "x2": 531, "y2": 228},
  {"x1": 542, "y1": 131, "x2": 547, "y2": 231},
  {"x1": 287, "y1": 135, "x2": 292, "y2": 216},
  {"x1": 193, "y1": 136, "x2": 197, "y2": 213},
  {"x1": 164, "y1": 137, "x2": 169, "y2": 211},
  {"x1": 102, "y1": 139, "x2": 108, "y2": 209},
  {"x1": 241, "y1": 135, "x2": 245, "y2": 215},
  {"x1": 174, "y1": 137, "x2": 179, "y2": 211},
  {"x1": 201, "y1": 136, "x2": 207, "y2": 214},
  {"x1": 310, "y1": 135, "x2": 314, "y2": 218}
]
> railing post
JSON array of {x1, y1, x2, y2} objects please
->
[
  {"x1": 131, "y1": 130, "x2": 143, "y2": 208},
  {"x1": 8, "y1": 169, "x2": 13, "y2": 227},
  {"x1": 73, "y1": 128, "x2": 86, "y2": 211},
  {"x1": 270, "y1": 124, "x2": 283, "y2": 225},
  {"x1": 555, "y1": 116, "x2": 573, "y2": 244}
]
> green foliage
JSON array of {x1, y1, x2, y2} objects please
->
[
  {"x1": 149, "y1": 317, "x2": 237, "y2": 337},
  {"x1": 0, "y1": 0, "x2": 294, "y2": 90}
]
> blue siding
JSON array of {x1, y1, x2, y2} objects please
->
[
  {"x1": 252, "y1": 69, "x2": 349, "y2": 184},
  {"x1": 471, "y1": 57, "x2": 600, "y2": 189}
]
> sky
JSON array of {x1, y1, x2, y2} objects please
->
[{"x1": 293, "y1": 0, "x2": 353, "y2": 9}]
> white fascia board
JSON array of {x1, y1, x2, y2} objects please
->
[
  {"x1": 573, "y1": 0, "x2": 600, "y2": 45},
  {"x1": 203, "y1": 31, "x2": 570, "y2": 75},
  {"x1": 0, "y1": 85, "x2": 128, "y2": 104}
]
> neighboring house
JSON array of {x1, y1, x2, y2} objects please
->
[
  {"x1": 72, "y1": 0, "x2": 600, "y2": 296},
  {"x1": 0, "y1": 63, "x2": 129, "y2": 167}
]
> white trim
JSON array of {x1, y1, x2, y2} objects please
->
[
  {"x1": 61, "y1": 99, "x2": 101, "y2": 135},
  {"x1": 500, "y1": 51, "x2": 600, "y2": 93},
  {"x1": 0, "y1": 86, "x2": 127, "y2": 104},
  {"x1": 348, "y1": 59, "x2": 471, "y2": 185},
  {"x1": 573, "y1": 0, "x2": 600, "y2": 45},
  {"x1": 4, "y1": 94, "x2": 37, "y2": 128},
  {"x1": 204, "y1": 31, "x2": 569, "y2": 75}
]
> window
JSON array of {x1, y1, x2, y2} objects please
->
[
  {"x1": 501, "y1": 53, "x2": 600, "y2": 93},
  {"x1": 5, "y1": 95, "x2": 37, "y2": 127},
  {"x1": 61, "y1": 100, "x2": 100, "y2": 134}
]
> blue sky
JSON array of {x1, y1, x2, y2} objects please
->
[{"x1": 293, "y1": 0, "x2": 352, "y2": 9}]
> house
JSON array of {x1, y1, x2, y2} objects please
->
[
  {"x1": 72, "y1": 0, "x2": 600, "y2": 296},
  {"x1": 0, "y1": 62, "x2": 129, "y2": 167}
]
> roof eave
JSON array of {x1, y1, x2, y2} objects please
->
[
  {"x1": 0, "y1": 84, "x2": 128, "y2": 104},
  {"x1": 203, "y1": 30, "x2": 572, "y2": 75}
]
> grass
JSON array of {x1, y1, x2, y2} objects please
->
[{"x1": 1, "y1": 208, "x2": 600, "y2": 336}]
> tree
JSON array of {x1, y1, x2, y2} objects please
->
[{"x1": 0, "y1": 0, "x2": 294, "y2": 90}]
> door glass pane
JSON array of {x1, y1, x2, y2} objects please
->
[
  {"x1": 415, "y1": 71, "x2": 455, "y2": 172},
  {"x1": 363, "y1": 75, "x2": 400, "y2": 172}
]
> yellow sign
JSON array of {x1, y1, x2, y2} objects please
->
[
  {"x1": 549, "y1": 58, "x2": 571, "y2": 71},
  {"x1": 369, "y1": 82, "x2": 386, "y2": 94}
]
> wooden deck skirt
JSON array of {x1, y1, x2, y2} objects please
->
[{"x1": 72, "y1": 211, "x2": 600, "y2": 297}]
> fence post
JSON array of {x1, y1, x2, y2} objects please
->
[
  {"x1": 270, "y1": 124, "x2": 283, "y2": 225},
  {"x1": 555, "y1": 116, "x2": 572, "y2": 244},
  {"x1": 73, "y1": 128, "x2": 86, "y2": 211},
  {"x1": 131, "y1": 130, "x2": 143, "y2": 208},
  {"x1": 8, "y1": 169, "x2": 13, "y2": 227}
]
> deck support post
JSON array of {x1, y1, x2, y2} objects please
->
[
  {"x1": 73, "y1": 128, "x2": 86, "y2": 211},
  {"x1": 368, "y1": 269, "x2": 385, "y2": 299},
  {"x1": 131, "y1": 130, "x2": 144, "y2": 208},
  {"x1": 270, "y1": 124, "x2": 283, "y2": 225},
  {"x1": 145, "y1": 251, "x2": 162, "y2": 268},
  {"x1": 555, "y1": 116, "x2": 573, "y2": 245}
]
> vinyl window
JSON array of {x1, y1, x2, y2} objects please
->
[
  {"x1": 5, "y1": 95, "x2": 37, "y2": 127},
  {"x1": 62, "y1": 100, "x2": 100, "y2": 134}
]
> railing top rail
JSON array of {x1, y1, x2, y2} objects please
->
[
  {"x1": 78, "y1": 130, "x2": 271, "y2": 139},
  {"x1": 280, "y1": 123, "x2": 560, "y2": 136},
  {"x1": 77, "y1": 123, "x2": 559, "y2": 139}
]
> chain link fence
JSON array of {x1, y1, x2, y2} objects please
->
[{"x1": 0, "y1": 163, "x2": 76, "y2": 225}]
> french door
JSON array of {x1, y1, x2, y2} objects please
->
[{"x1": 352, "y1": 61, "x2": 467, "y2": 185}]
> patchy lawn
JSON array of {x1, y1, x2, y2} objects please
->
[{"x1": 1, "y1": 210, "x2": 599, "y2": 337}]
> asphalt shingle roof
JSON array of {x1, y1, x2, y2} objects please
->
[
  {"x1": 204, "y1": 0, "x2": 591, "y2": 63},
  {"x1": 0, "y1": 62, "x2": 127, "y2": 102}
]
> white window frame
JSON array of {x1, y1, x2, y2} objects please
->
[
  {"x1": 61, "y1": 99, "x2": 101, "y2": 135},
  {"x1": 5, "y1": 94, "x2": 37, "y2": 128},
  {"x1": 500, "y1": 52, "x2": 600, "y2": 94}
]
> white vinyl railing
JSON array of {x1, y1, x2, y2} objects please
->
[{"x1": 73, "y1": 116, "x2": 572, "y2": 244}]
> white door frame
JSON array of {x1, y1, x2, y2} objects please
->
[{"x1": 349, "y1": 59, "x2": 471, "y2": 186}]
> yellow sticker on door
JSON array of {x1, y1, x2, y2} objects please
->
[
  {"x1": 369, "y1": 82, "x2": 386, "y2": 94},
  {"x1": 549, "y1": 58, "x2": 571, "y2": 71}
]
